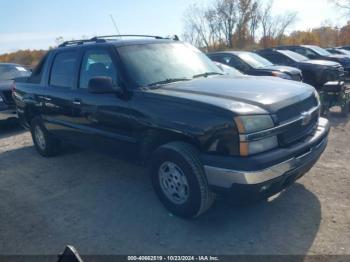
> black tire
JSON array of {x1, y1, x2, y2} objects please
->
[
  {"x1": 30, "y1": 118, "x2": 61, "y2": 157},
  {"x1": 150, "y1": 141, "x2": 215, "y2": 218}
]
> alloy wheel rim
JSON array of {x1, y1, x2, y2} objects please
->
[
  {"x1": 34, "y1": 126, "x2": 46, "y2": 150},
  {"x1": 158, "y1": 161, "x2": 189, "y2": 205}
]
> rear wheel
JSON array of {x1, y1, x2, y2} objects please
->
[
  {"x1": 151, "y1": 142, "x2": 215, "y2": 218},
  {"x1": 31, "y1": 118, "x2": 61, "y2": 157}
]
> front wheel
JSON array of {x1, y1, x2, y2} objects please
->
[
  {"x1": 30, "y1": 118, "x2": 61, "y2": 157},
  {"x1": 151, "y1": 142, "x2": 215, "y2": 218}
]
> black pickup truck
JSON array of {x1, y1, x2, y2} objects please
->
[
  {"x1": 256, "y1": 49, "x2": 345, "y2": 89},
  {"x1": 276, "y1": 45, "x2": 350, "y2": 78},
  {"x1": 13, "y1": 36, "x2": 330, "y2": 218},
  {"x1": 207, "y1": 51, "x2": 303, "y2": 81}
]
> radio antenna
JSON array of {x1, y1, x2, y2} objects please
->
[{"x1": 110, "y1": 14, "x2": 122, "y2": 36}]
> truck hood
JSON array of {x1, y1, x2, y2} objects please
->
[
  {"x1": 258, "y1": 65, "x2": 301, "y2": 75},
  {"x1": 322, "y1": 55, "x2": 350, "y2": 65},
  {"x1": 148, "y1": 76, "x2": 315, "y2": 115},
  {"x1": 300, "y1": 59, "x2": 341, "y2": 67}
]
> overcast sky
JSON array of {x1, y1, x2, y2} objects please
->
[{"x1": 0, "y1": 0, "x2": 347, "y2": 54}]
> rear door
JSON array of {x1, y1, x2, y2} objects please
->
[
  {"x1": 71, "y1": 46, "x2": 139, "y2": 156},
  {"x1": 41, "y1": 49, "x2": 80, "y2": 141}
]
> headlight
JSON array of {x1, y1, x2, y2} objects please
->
[
  {"x1": 234, "y1": 115, "x2": 278, "y2": 156},
  {"x1": 234, "y1": 115, "x2": 274, "y2": 133},
  {"x1": 271, "y1": 71, "x2": 292, "y2": 80},
  {"x1": 0, "y1": 95, "x2": 3, "y2": 103},
  {"x1": 240, "y1": 136, "x2": 278, "y2": 156}
]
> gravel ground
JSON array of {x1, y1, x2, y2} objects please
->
[{"x1": 0, "y1": 114, "x2": 349, "y2": 256}]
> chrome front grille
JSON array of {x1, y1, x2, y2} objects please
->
[{"x1": 276, "y1": 95, "x2": 319, "y2": 146}]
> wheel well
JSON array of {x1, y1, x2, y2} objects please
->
[
  {"x1": 140, "y1": 130, "x2": 201, "y2": 163},
  {"x1": 24, "y1": 106, "x2": 39, "y2": 127}
]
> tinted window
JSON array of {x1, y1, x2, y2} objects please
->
[
  {"x1": 28, "y1": 54, "x2": 48, "y2": 84},
  {"x1": 118, "y1": 43, "x2": 220, "y2": 87},
  {"x1": 79, "y1": 49, "x2": 118, "y2": 89},
  {"x1": 278, "y1": 50, "x2": 308, "y2": 62},
  {"x1": 0, "y1": 64, "x2": 30, "y2": 81},
  {"x1": 294, "y1": 48, "x2": 317, "y2": 59},
  {"x1": 307, "y1": 46, "x2": 332, "y2": 56},
  {"x1": 228, "y1": 56, "x2": 251, "y2": 72},
  {"x1": 236, "y1": 52, "x2": 273, "y2": 68},
  {"x1": 263, "y1": 52, "x2": 291, "y2": 65},
  {"x1": 50, "y1": 51, "x2": 79, "y2": 88}
]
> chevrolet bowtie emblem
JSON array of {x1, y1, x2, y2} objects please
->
[{"x1": 301, "y1": 111, "x2": 312, "y2": 126}]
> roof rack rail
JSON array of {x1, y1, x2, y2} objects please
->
[
  {"x1": 58, "y1": 38, "x2": 106, "y2": 48},
  {"x1": 90, "y1": 34, "x2": 180, "y2": 41},
  {"x1": 58, "y1": 34, "x2": 180, "y2": 48}
]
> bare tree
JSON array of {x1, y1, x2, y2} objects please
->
[
  {"x1": 331, "y1": 0, "x2": 350, "y2": 9},
  {"x1": 275, "y1": 12, "x2": 298, "y2": 44},
  {"x1": 330, "y1": 0, "x2": 350, "y2": 16},
  {"x1": 183, "y1": 4, "x2": 212, "y2": 49},
  {"x1": 214, "y1": 0, "x2": 238, "y2": 48},
  {"x1": 259, "y1": 0, "x2": 297, "y2": 47}
]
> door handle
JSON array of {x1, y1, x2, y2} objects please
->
[
  {"x1": 38, "y1": 96, "x2": 52, "y2": 101},
  {"x1": 73, "y1": 99, "x2": 82, "y2": 106}
]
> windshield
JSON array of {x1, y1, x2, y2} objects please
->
[
  {"x1": 278, "y1": 50, "x2": 309, "y2": 62},
  {"x1": 307, "y1": 46, "x2": 332, "y2": 56},
  {"x1": 117, "y1": 42, "x2": 221, "y2": 87},
  {"x1": 237, "y1": 52, "x2": 273, "y2": 68},
  {"x1": 0, "y1": 64, "x2": 31, "y2": 81}
]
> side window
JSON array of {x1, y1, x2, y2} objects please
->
[
  {"x1": 208, "y1": 55, "x2": 221, "y2": 63},
  {"x1": 79, "y1": 49, "x2": 118, "y2": 89},
  {"x1": 259, "y1": 53, "x2": 277, "y2": 63},
  {"x1": 294, "y1": 48, "x2": 316, "y2": 59},
  {"x1": 219, "y1": 55, "x2": 232, "y2": 65},
  {"x1": 29, "y1": 53, "x2": 48, "y2": 84},
  {"x1": 50, "y1": 51, "x2": 79, "y2": 88},
  {"x1": 268, "y1": 53, "x2": 290, "y2": 65},
  {"x1": 229, "y1": 56, "x2": 250, "y2": 72}
]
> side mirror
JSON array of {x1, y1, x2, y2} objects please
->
[{"x1": 88, "y1": 77, "x2": 121, "y2": 94}]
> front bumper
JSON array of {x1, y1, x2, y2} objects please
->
[
  {"x1": 0, "y1": 104, "x2": 17, "y2": 121},
  {"x1": 202, "y1": 118, "x2": 330, "y2": 192}
]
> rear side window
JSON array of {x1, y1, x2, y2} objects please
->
[
  {"x1": 28, "y1": 54, "x2": 48, "y2": 84},
  {"x1": 79, "y1": 49, "x2": 118, "y2": 89},
  {"x1": 263, "y1": 52, "x2": 288, "y2": 65},
  {"x1": 228, "y1": 56, "x2": 250, "y2": 72},
  {"x1": 50, "y1": 51, "x2": 79, "y2": 88}
]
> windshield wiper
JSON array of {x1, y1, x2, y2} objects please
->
[
  {"x1": 146, "y1": 77, "x2": 191, "y2": 88},
  {"x1": 193, "y1": 72, "x2": 223, "y2": 78}
]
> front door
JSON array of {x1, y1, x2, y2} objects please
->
[
  {"x1": 71, "y1": 47, "x2": 139, "y2": 157},
  {"x1": 41, "y1": 50, "x2": 80, "y2": 141}
]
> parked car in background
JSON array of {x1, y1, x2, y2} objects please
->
[
  {"x1": 13, "y1": 35, "x2": 330, "y2": 218},
  {"x1": 276, "y1": 45, "x2": 350, "y2": 78},
  {"x1": 256, "y1": 49, "x2": 345, "y2": 89},
  {"x1": 207, "y1": 51, "x2": 303, "y2": 81},
  {"x1": 337, "y1": 45, "x2": 350, "y2": 51},
  {"x1": 326, "y1": 48, "x2": 350, "y2": 58},
  {"x1": 0, "y1": 63, "x2": 31, "y2": 121},
  {"x1": 214, "y1": 61, "x2": 244, "y2": 76}
]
